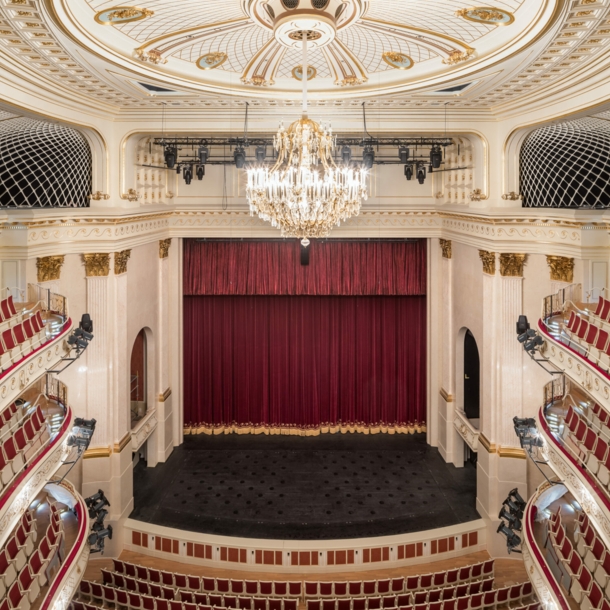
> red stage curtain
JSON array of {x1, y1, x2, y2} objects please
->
[
  {"x1": 184, "y1": 239, "x2": 426, "y2": 296},
  {"x1": 183, "y1": 295, "x2": 426, "y2": 435}
]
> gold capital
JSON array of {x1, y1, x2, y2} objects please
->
[
  {"x1": 546, "y1": 255, "x2": 574, "y2": 283},
  {"x1": 36, "y1": 255, "x2": 64, "y2": 283},
  {"x1": 499, "y1": 253, "x2": 526, "y2": 277},
  {"x1": 478, "y1": 250, "x2": 496, "y2": 275},
  {"x1": 114, "y1": 249, "x2": 132, "y2": 275},
  {"x1": 159, "y1": 238, "x2": 172, "y2": 259},
  {"x1": 439, "y1": 239, "x2": 452, "y2": 259},
  {"x1": 83, "y1": 253, "x2": 110, "y2": 277}
]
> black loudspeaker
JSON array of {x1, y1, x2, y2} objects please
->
[{"x1": 300, "y1": 243, "x2": 310, "y2": 266}]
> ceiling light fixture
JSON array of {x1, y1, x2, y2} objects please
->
[{"x1": 245, "y1": 30, "x2": 368, "y2": 245}]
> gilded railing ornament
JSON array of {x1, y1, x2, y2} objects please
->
[
  {"x1": 499, "y1": 253, "x2": 526, "y2": 277},
  {"x1": 114, "y1": 249, "x2": 132, "y2": 275},
  {"x1": 501, "y1": 192, "x2": 522, "y2": 200},
  {"x1": 36, "y1": 255, "x2": 65, "y2": 283},
  {"x1": 440, "y1": 239, "x2": 452, "y2": 259},
  {"x1": 546, "y1": 255, "x2": 574, "y2": 283},
  {"x1": 83, "y1": 253, "x2": 110, "y2": 277},
  {"x1": 159, "y1": 238, "x2": 172, "y2": 259},
  {"x1": 90, "y1": 191, "x2": 110, "y2": 201},
  {"x1": 478, "y1": 250, "x2": 496, "y2": 275}
]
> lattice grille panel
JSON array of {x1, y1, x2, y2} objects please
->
[
  {"x1": 520, "y1": 118, "x2": 610, "y2": 208},
  {"x1": 0, "y1": 117, "x2": 91, "y2": 208}
]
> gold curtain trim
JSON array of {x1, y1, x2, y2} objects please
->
[{"x1": 184, "y1": 422, "x2": 427, "y2": 436}]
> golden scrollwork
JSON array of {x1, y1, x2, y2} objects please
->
[
  {"x1": 114, "y1": 249, "x2": 132, "y2": 275},
  {"x1": 499, "y1": 253, "x2": 526, "y2": 277},
  {"x1": 469, "y1": 189, "x2": 488, "y2": 201},
  {"x1": 336, "y1": 75, "x2": 368, "y2": 86},
  {"x1": 90, "y1": 191, "x2": 110, "y2": 201},
  {"x1": 196, "y1": 52, "x2": 228, "y2": 70},
  {"x1": 501, "y1": 192, "x2": 522, "y2": 200},
  {"x1": 439, "y1": 239, "x2": 452, "y2": 259},
  {"x1": 241, "y1": 75, "x2": 271, "y2": 86},
  {"x1": 36, "y1": 255, "x2": 65, "y2": 283},
  {"x1": 83, "y1": 253, "x2": 110, "y2": 277},
  {"x1": 108, "y1": 7, "x2": 154, "y2": 20},
  {"x1": 126, "y1": 189, "x2": 139, "y2": 202},
  {"x1": 134, "y1": 49, "x2": 166, "y2": 64},
  {"x1": 546, "y1": 255, "x2": 574, "y2": 283},
  {"x1": 159, "y1": 238, "x2": 172, "y2": 259},
  {"x1": 443, "y1": 49, "x2": 475, "y2": 65},
  {"x1": 478, "y1": 250, "x2": 496, "y2": 275}
]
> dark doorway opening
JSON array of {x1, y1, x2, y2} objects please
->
[{"x1": 463, "y1": 330, "x2": 480, "y2": 421}]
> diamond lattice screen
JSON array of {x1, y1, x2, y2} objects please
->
[
  {"x1": 0, "y1": 117, "x2": 91, "y2": 208},
  {"x1": 520, "y1": 118, "x2": 610, "y2": 208}
]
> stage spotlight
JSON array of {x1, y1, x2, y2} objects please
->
[
  {"x1": 524, "y1": 335, "x2": 544, "y2": 353},
  {"x1": 68, "y1": 335, "x2": 88, "y2": 349},
  {"x1": 80, "y1": 313, "x2": 93, "y2": 334},
  {"x1": 430, "y1": 146, "x2": 443, "y2": 169},
  {"x1": 85, "y1": 488, "x2": 110, "y2": 518},
  {"x1": 196, "y1": 165, "x2": 205, "y2": 180},
  {"x1": 89, "y1": 525, "x2": 113, "y2": 554},
  {"x1": 417, "y1": 164, "x2": 426, "y2": 184},
  {"x1": 176, "y1": 165, "x2": 181, "y2": 174},
  {"x1": 255, "y1": 146, "x2": 266, "y2": 163},
  {"x1": 75, "y1": 327, "x2": 93, "y2": 341},
  {"x1": 342, "y1": 145, "x2": 352, "y2": 164},
  {"x1": 234, "y1": 147, "x2": 246, "y2": 168},
  {"x1": 66, "y1": 417, "x2": 96, "y2": 454},
  {"x1": 513, "y1": 416, "x2": 543, "y2": 451},
  {"x1": 508, "y1": 488, "x2": 527, "y2": 509},
  {"x1": 428, "y1": 164, "x2": 433, "y2": 173},
  {"x1": 497, "y1": 522, "x2": 522, "y2": 553},
  {"x1": 362, "y1": 145, "x2": 375, "y2": 169},
  {"x1": 517, "y1": 329, "x2": 536, "y2": 343},
  {"x1": 499, "y1": 507, "x2": 522, "y2": 531},
  {"x1": 404, "y1": 164, "x2": 413, "y2": 181},
  {"x1": 198, "y1": 146, "x2": 209, "y2": 166},
  {"x1": 183, "y1": 164, "x2": 193, "y2": 185},
  {"x1": 164, "y1": 147, "x2": 176, "y2": 169},
  {"x1": 516, "y1": 315, "x2": 530, "y2": 335},
  {"x1": 398, "y1": 147, "x2": 409, "y2": 164}
]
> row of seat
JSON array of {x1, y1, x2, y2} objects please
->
[
  {"x1": 0, "y1": 310, "x2": 48, "y2": 372},
  {"x1": 0, "y1": 402, "x2": 21, "y2": 434},
  {"x1": 110, "y1": 560, "x2": 494, "y2": 599},
  {"x1": 0, "y1": 404, "x2": 50, "y2": 493},
  {"x1": 565, "y1": 311, "x2": 610, "y2": 370},
  {"x1": 547, "y1": 509, "x2": 610, "y2": 610},
  {"x1": 0, "y1": 296, "x2": 25, "y2": 333}
]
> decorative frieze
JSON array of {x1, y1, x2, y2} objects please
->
[
  {"x1": 478, "y1": 250, "x2": 496, "y2": 275},
  {"x1": 439, "y1": 239, "x2": 452, "y2": 259},
  {"x1": 546, "y1": 255, "x2": 574, "y2": 283},
  {"x1": 83, "y1": 253, "x2": 110, "y2": 277},
  {"x1": 499, "y1": 253, "x2": 526, "y2": 277},
  {"x1": 114, "y1": 249, "x2": 131, "y2": 275},
  {"x1": 159, "y1": 238, "x2": 172, "y2": 259},
  {"x1": 36, "y1": 255, "x2": 64, "y2": 282}
]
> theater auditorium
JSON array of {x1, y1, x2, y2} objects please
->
[{"x1": 0, "y1": 0, "x2": 609, "y2": 610}]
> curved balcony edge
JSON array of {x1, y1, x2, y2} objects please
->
[
  {"x1": 40, "y1": 480, "x2": 90, "y2": 610},
  {"x1": 538, "y1": 320, "x2": 610, "y2": 411},
  {"x1": 522, "y1": 482, "x2": 571, "y2": 610},
  {"x1": 0, "y1": 317, "x2": 74, "y2": 410},
  {"x1": 0, "y1": 402, "x2": 74, "y2": 547},
  {"x1": 537, "y1": 405, "x2": 610, "y2": 549}
]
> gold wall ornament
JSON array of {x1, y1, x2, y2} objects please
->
[
  {"x1": 114, "y1": 249, "x2": 132, "y2": 275},
  {"x1": 439, "y1": 239, "x2": 452, "y2": 259},
  {"x1": 443, "y1": 49, "x2": 475, "y2": 65},
  {"x1": 499, "y1": 253, "x2": 526, "y2": 277},
  {"x1": 478, "y1": 250, "x2": 496, "y2": 275},
  {"x1": 90, "y1": 191, "x2": 110, "y2": 201},
  {"x1": 134, "y1": 48, "x2": 167, "y2": 64},
  {"x1": 501, "y1": 192, "x2": 522, "y2": 200},
  {"x1": 469, "y1": 189, "x2": 488, "y2": 201},
  {"x1": 95, "y1": 6, "x2": 154, "y2": 25},
  {"x1": 546, "y1": 255, "x2": 574, "y2": 283},
  {"x1": 381, "y1": 51, "x2": 414, "y2": 70},
  {"x1": 159, "y1": 238, "x2": 172, "y2": 259},
  {"x1": 196, "y1": 52, "x2": 228, "y2": 70},
  {"x1": 456, "y1": 7, "x2": 515, "y2": 25},
  {"x1": 36, "y1": 255, "x2": 65, "y2": 283},
  {"x1": 83, "y1": 253, "x2": 110, "y2": 277},
  {"x1": 126, "y1": 189, "x2": 139, "y2": 202}
]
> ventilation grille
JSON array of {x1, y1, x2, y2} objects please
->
[
  {"x1": 282, "y1": 0, "x2": 299, "y2": 9},
  {"x1": 0, "y1": 117, "x2": 91, "y2": 208},
  {"x1": 312, "y1": 0, "x2": 329, "y2": 9},
  {"x1": 520, "y1": 118, "x2": 610, "y2": 208}
]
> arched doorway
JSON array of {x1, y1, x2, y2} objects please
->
[
  {"x1": 130, "y1": 329, "x2": 147, "y2": 428},
  {"x1": 463, "y1": 330, "x2": 480, "y2": 423}
]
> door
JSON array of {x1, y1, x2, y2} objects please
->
[{"x1": 463, "y1": 330, "x2": 480, "y2": 421}]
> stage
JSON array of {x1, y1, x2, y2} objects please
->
[{"x1": 130, "y1": 433, "x2": 478, "y2": 540}]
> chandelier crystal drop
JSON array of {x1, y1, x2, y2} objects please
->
[{"x1": 245, "y1": 32, "x2": 368, "y2": 243}]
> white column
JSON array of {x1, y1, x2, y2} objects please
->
[
  {"x1": 427, "y1": 238, "x2": 441, "y2": 448},
  {"x1": 168, "y1": 238, "x2": 184, "y2": 446}
]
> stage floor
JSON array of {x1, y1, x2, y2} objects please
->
[{"x1": 130, "y1": 433, "x2": 478, "y2": 540}]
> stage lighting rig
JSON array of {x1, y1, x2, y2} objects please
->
[
  {"x1": 430, "y1": 146, "x2": 443, "y2": 169},
  {"x1": 405, "y1": 164, "x2": 413, "y2": 181},
  {"x1": 80, "y1": 313, "x2": 93, "y2": 334},
  {"x1": 183, "y1": 164, "x2": 193, "y2": 185},
  {"x1": 164, "y1": 147, "x2": 176, "y2": 169},
  {"x1": 342, "y1": 145, "x2": 352, "y2": 164},
  {"x1": 86, "y1": 488, "x2": 113, "y2": 554},
  {"x1": 497, "y1": 522, "x2": 522, "y2": 554},
  {"x1": 198, "y1": 146, "x2": 209, "y2": 166},
  {"x1": 85, "y1": 488, "x2": 110, "y2": 519},
  {"x1": 497, "y1": 487, "x2": 526, "y2": 554},
  {"x1": 362, "y1": 145, "x2": 375, "y2": 170},
  {"x1": 399, "y1": 147, "x2": 409, "y2": 164},
  {"x1": 196, "y1": 165, "x2": 205, "y2": 180},
  {"x1": 513, "y1": 416, "x2": 543, "y2": 450},
  {"x1": 234, "y1": 147, "x2": 246, "y2": 168},
  {"x1": 499, "y1": 507, "x2": 522, "y2": 531},
  {"x1": 417, "y1": 163, "x2": 426, "y2": 185},
  {"x1": 48, "y1": 315, "x2": 95, "y2": 374},
  {"x1": 255, "y1": 146, "x2": 266, "y2": 163},
  {"x1": 515, "y1": 315, "x2": 562, "y2": 376}
]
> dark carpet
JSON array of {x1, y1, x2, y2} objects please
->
[{"x1": 130, "y1": 433, "x2": 478, "y2": 540}]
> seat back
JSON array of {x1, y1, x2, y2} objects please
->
[
  {"x1": 0, "y1": 300, "x2": 11, "y2": 322},
  {"x1": 2, "y1": 329, "x2": 16, "y2": 350},
  {"x1": 586, "y1": 324, "x2": 599, "y2": 345}
]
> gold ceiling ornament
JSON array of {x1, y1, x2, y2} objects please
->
[
  {"x1": 337, "y1": 75, "x2": 368, "y2": 86},
  {"x1": 95, "y1": 6, "x2": 154, "y2": 25},
  {"x1": 382, "y1": 51, "x2": 414, "y2": 70},
  {"x1": 134, "y1": 49, "x2": 167, "y2": 65},
  {"x1": 456, "y1": 7, "x2": 515, "y2": 25},
  {"x1": 501, "y1": 192, "x2": 522, "y2": 200},
  {"x1": 291, "y1": 65, "x2": 316, "y2": 81},
  {"x1": 83, "y1": 253, "x2": 111, "y2": 277},
  {"x1": 196, "y1": 52, "x2": 228, "y2": 70},
  {"x1": 443, "y1": 49, "x2": 475, "y2": 65},
  {"x1": 439, "y1": 239, "x2": 452, "y2": 259},
  {"x1": 159, "y1": 238, "x2": 172, "y2": 259},
  {"x1": 114, "y1": 249, "x2": 132, "y2": 275},
  {"x1": 478, "y1": 250, "x2": 496, "y2": 275},
  {"x1": 546, "y1": 255, "x2": 574, "y2": 283},
  {"x1": 499, "y1": 253, "x2": 526, "y2": 277},
  {"x1": 36, "y1": 255, "x2": 65, "y2": 283},
  {"x1": 241, "y1": 74, "x2": 272, "y2": 86}
]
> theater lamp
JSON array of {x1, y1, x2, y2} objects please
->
[
  {"x1": 497, "y1": 522, "x2": 522, "y2": 553},
  {"x1": 499, "y1": 507, "x2": 522, "y2": 531}
]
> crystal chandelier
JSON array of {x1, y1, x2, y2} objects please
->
[{"x1": 246, "y1": 32, "x2": 368, "y2": 245}]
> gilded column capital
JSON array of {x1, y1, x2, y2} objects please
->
[
  {"x1": 478, "y1": 250, "x2": 496, "y2": 275},
  {"x1": 499, "y1": 253, "x2": 526, "y2": 277},
  {"x1": 546, "y1": 255, "x2": 574, "y2": 283},
  {"x1": 83, "y1": 253, "x2": 110, "y2": 277},
  {"x1": 36, "y1": 255, "x2": 64, "y2": 283},
  {"x1": 114, "y1": 249, "x2": 132, "y2": 275},
  {"x1": 159, "y1": 238, "x2": 172, "y2": 259},
  {"x1": 439, "y1": 239, "x2": 452, "y2": 259}
]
